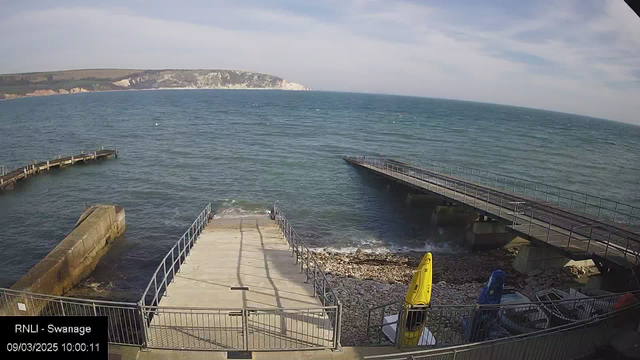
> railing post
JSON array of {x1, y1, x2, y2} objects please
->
[
  {"x1": 312, "y1": 264, "x2": 317, "y2": 296},
  {"x1": 567, "y1": 224, "x2": 574, "y2": 248},
  {"x1": 93, "y1": 302, "x2": 98, "y2": 316},
  {"x1": 586, "y1": 226, "x2": 593, "y2": 252},
  {"x1": 474, "y1": 188, "x2": 477, "y2": 207},
  {"x1": 546, "y1": 185, "x2": 549, "y2": 202},
  {"x1": 499, "y1": 196, "x2": 503, "y2": 216},
  {"x1": 598, "y1": 198, "x2": 603, "y2": 218},
  {"x1": 334, "y1": 302, "x2": 343, "y2": 350},
  {"x1": 60, "y1": 299, "x2": 65, "y2": 316},
  {"x1": 547, "y1": 217, "x2": 552, "y2": 242},
  {"x1": 153, "y1": 276, "x2": 158, "y2": 304},
  {"x1": 163, "y1": 262, "x2": 168, "y2": 296},
  {"x1": 171, "y1": 249, "x2": 176, "y2": 281},
  {"x1": 242, "y1": 309, "x2": 249, "y2": 351},
  {"x1": 305, "y1": 249, "x2": 310, "y2": 278},
  {"x1": 624, "y1": 236, "x2": 631, "y2": 260},
  {"x1": 486, "y1": 191, "x2": 490, "y2": 211},
  {"x1": 570, "y1": 193, "x2": 574, "y2": 209},
  {"x1": 397, "y1": 306, "x2": 407, "y2": 350},
  {"x1": 529, "y1": 209, "x2": 534, "y2": 236},
  {"x1": 138, "y1": 301, "x2": 149, "y2": 349},
  {"x1": 613, "y1": 203, "x2": 619, "y2": 222},
  {"x1": 322, "y1": 277, "x2": 326, "y2": 306}
]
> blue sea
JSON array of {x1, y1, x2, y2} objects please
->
[{"x1": 1, "y1": 90, "x2": 639, "y2": 298}]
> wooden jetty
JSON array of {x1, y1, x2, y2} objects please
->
[{"x1": 0, "y1": 149, "x2": 118, "y2": 191}]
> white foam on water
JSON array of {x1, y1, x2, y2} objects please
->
[
  {"x1": 311, "y1": 243, "x2": 453, "y2": 254},
  {"x1": 309, "y1": 234, "x2": 457, "y2": 254},
  {"x1": 213, "y1": 199, "x2": 270, "y2": 219}
]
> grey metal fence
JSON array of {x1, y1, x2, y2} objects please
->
[
  {"x1": 1, "y1": 202, "x2": 342, "y2": 352},
  {"x1": 140, "y1": 203, "x2": 212, "y2": 307},
  {"x1": 348, "y1": 156, "x2": 640, "y2": 227},
  {"x1": 366, "y1": 291, "x2": 636, "y2": 350},
  {"x1": 363, "y1": 300, "x2": 640, "y2": 360},
  {"x1": 272, "y1": 203, "x2": 343, "y2": 348},
  {"x1": 412, "y1": 158, "x2": 640, "y2": 227},
  {"x1": 0, "y1": 287, "x2": 144, "y2": 346},
  {"x1": 347, "y1": 156, "x2": 640, "y2": 266},
  {"x1": 142, "y1": 305, "x2": 338, "y2": 351},
  {"x1": 135, "y1": 202, "x2": 342, "y2": 351}
]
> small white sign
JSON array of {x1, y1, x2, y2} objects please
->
[{"x1": 17, "y1": 303, "x2": 26, "y2": 311}]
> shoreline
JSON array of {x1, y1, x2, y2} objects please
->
[
  {"x1": 314, "y1": 248, "x2": 597, "y2": 346},
  {"x1": 0, "y1": 86, "x2": 311, "y2": 101}
]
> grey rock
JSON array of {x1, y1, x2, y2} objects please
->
[{"x1": 527, "y1": 269, "x2": 542, "y2": 277}]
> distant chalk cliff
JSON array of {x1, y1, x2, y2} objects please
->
[{"x1": 0, "y1": 69, "x2": 309, "y2": 99}]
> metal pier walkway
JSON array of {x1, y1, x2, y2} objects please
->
[
  {"x1": 140, "y1": 205, "x2": 341, "y2": 351},
  {"x1": 344, "y1": 156, "x2": 640, "y2": 270}
]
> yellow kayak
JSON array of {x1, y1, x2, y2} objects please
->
[{"x1": 402, "y1": 252, "x2": 432, "y2": 346}]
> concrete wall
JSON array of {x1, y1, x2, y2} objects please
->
[
  {"x1": 466, "y1": 220, "x2": 516, "y2": 250},
  {"x1": 4, "y1": 205, "x2": 125, "y2": 315},
  {"x1": 430, "y1": 205, "x2": 477, "y2": 226},
  {"x1": 513, "y1": 245, "x2": 594, "y2": 275}
]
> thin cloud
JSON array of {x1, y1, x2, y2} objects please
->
[{"x1": 0, "y1": 0, "x2": 638, "y2": 124}]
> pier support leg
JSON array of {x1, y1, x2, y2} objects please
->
[
  {"x1": 430, "y1": 204, "x2": 476, "y2": 227},
  {"x1": 466, "y1": 218, "x2": 516, "y2": 250},
  {"x1": 406, "y1": 193, "x2": 445, "y2": 206},
  {"x1": 512, "y1": 245, "x2": 595, "y2": 275}
]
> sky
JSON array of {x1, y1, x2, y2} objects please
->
[{"x1": 1, "y1": 0, "x2": 639, "y2": 124}]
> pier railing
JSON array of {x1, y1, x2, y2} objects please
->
[
  {"x1": 140, "y1": 203, "x2": 212, "y2": 308},
  {"x1": 136, "y1": 202, "x2": 341, "y2": 351},
  {"x1": 410, "y1": 157, "x2": 639, "y2": 227},
  {"x1": 364, "y1": 295, "x2": 640, "y2": 360},
  {"x1": 366, "y1": 290, "x2": 638, "y2": 350},
  {"x1": 0, "y1": 287, "x2": 144, "y2": 346},
  {"x1": 140, "y1": 304, "x2": 339, "y2": 351},
  {"x1": 346, "y1": 156, "x2": 640, "y2": 267},
  {"x1": 349, "y1": 156, "x2": 640, "y2": 227},
  {"x1": 272, "y1": 202, "x2": 343, "y2": 347},
  {"x1": 421, "y1": 158, "x2": 639, "y2": 227}
]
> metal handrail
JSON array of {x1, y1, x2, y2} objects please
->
[
  {"x1": 0, "y1": 287, "x2": 138, "y2": 306},
  {"x1": 272, "y1": 203, "x2": 343, "y2": 348},
  {"x1": 364, "y1": 301, "x2": 640, "y2": 359},
  {"x1": 141, "y1": 304, "x2": 339, "y2": 311},
  {"x1": 347, "y1": 156, "x2": 640, "y2": 266},
  {"x1": 414, "y1": 158, "x2": 639, "y2": 223},
  {"x1": 272, "y1": 203, "x2": 341, "y2": 307},
  {"x1": 140, "y1": 203, "x2": 212, "y2": 307},
  {"x1": 366, "y1": 290, "x2": 639, "y2": 352},
  {"x1": 1, "y1": 287, "x2": 144, "y2": 346},
  {"x1": 350, "y1": 155, "x2": 639, "y2": 227}
]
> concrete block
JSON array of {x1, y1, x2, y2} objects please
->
[
  {"x1": 405, "y1": 193, "x2": 444, "y2": 205},
  {"x1": 513, "y1": 245, "x2": 595, "y2": 274},
  {"x1": 4, "y1": 205, "x2": 125, "y2": 315},
  {"x1": 466, "y1": 220, "x2": 516, "y2": 250},
  {"x1": 430, "y1": 205, "x2": 476, "y2": 227}
]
